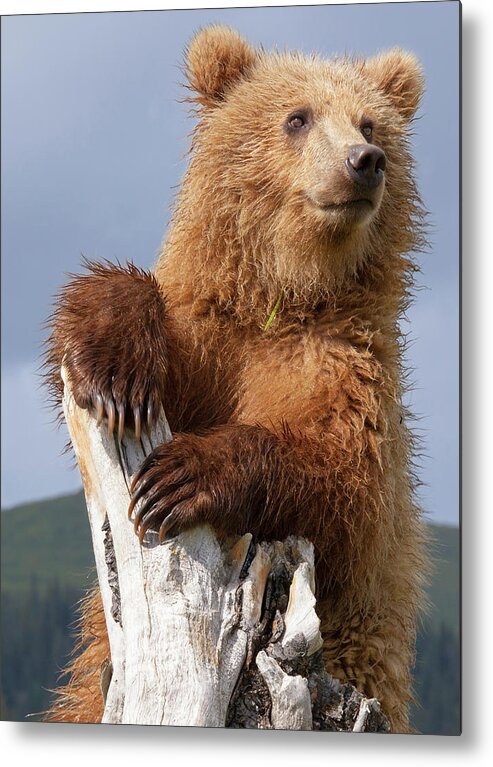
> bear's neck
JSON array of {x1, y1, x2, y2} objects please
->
[
  {"x1": 155, "y1": 166, "x2": 421, "y2": 337},
  {"x1": 157, "y1": 224, "x2": 414, "y2": 338}
]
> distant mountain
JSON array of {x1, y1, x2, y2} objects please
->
[{"x1": 0, "y1": 490, "x2": 460, "y2": 732}]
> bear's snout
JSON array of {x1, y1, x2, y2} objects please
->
[{"x1": 345, "y1": 144, "x2": 386, "y2": 190}]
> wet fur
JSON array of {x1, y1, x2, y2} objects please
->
[{"x1": 44, "y1": 27, "x2": 428, "y2": 731}]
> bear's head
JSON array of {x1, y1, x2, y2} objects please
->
[{"x1": 163, "y1": 26, "x2": 424, "y2": 318}]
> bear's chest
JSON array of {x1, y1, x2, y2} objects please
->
[{"x1": 235, "y1": 328, "x2": 388, "y2": 430}]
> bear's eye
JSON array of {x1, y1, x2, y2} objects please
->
[
  {"x1": 289, "y1": 114, "x2": 305, "y2": 129},
  {"x1": 285, "y1": 109, "x2": 312, "y2": 134},
  {"x1": 361, "y1": 122, "x2": 374, "y2": 140}
]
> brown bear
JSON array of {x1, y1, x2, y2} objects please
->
[{"x1": 44, "y1": 25, "x2": 427, "y2": 732}]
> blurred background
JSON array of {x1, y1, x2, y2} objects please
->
[{"x1": 1, "y1": 2, "x2": 460, "y2": 733}]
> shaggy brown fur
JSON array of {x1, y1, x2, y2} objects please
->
[{"x1": 44, "y1": 26, "x2": 427, "y2": 732}]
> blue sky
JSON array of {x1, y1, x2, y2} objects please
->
[{"x1": 1, "y1": 2, "x2": 460, "y2": 524}]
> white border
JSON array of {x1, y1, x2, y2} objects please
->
[{"x1": 0, "y1": 0, "x2": 458, "y2": 14}]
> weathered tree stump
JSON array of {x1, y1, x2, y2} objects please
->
[{"x1": 61, "y1": 367, "x2": 389, "y2": 732}]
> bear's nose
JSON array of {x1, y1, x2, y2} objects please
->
[{"x1": 346, "y1": 144, "x2": 386, "y2": 189}]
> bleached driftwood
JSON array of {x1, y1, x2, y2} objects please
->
[{"x1": 61, "y1": 367, "x2": 389, "y2": 731}]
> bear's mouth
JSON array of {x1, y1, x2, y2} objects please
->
[
  {"x1": 316, "y1": 199, "x2": 374, "y2": 213},
  {"x1": 302, "y1": 189, "x2": 382, "y2": 230},
  {"x1": 304, "y1": 194, "x2": 378, "y2": 228}
]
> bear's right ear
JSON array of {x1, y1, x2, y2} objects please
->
[
  {"x1": 364, "y1": 49, "x2": 424, "y2": 121},
  {"x1": 185, "y1": 25, "x2": 258, "y2": 108}
]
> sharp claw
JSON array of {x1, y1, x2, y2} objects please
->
[
  {"x1": 95, "y1": 394, "x2": 104, "y2": 426},
  {"x1": 117, "y1": 403, "x2": 125, "y2": 443},
  {"x1": 132, "y1": 485, "x2": 158, "y2": 533},
  {"x1": 130, "y1": 469, "x2": 144, "y2": 494},
  {"x1": 138, "y1": 523, "x2": 148, "y2": 545},
  {"x1": 147, "y1": 402, "x2": 154, "y2": 432},
  {"x1": 130, "y1": 463, "x2": 148, "y2": 494},
  {"x1": 134, "y1": 406, "x2": 142, "y2": 442},
  {"x1": 132, "y1": 489, "x2": 164, "y2": 534},
  {"x1": 159, "y1": 511, "x2": 178, "y2": 543},
  {"x1": 131, "y1": 478, "x2": 195, "y2": 543},
  {"x1": 106, "y1": 398, "x2": 115, "y2": 435},
  {"x1": 128, "y1": 495, "x2": 137, "y2": 520},
  {"x1": 129, "y1": 444, "x2": 167, "y2": 494}
]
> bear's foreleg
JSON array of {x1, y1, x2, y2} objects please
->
[
  {"x1": 45, "y1": 260, "x2": 173, "y2": 439},
  {"x1": 128, "y1": 421, "x2": 361, "y2": 544}
]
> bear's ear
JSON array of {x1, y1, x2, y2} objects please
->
[
  {"x1": 364, "y1": 49, "x2": 424, "y2": 121},
  {"x1": 184, "y1": 25, "x2": 258, "y2": 108}
]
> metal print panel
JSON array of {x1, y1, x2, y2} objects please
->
[{"x1": 1, "y1": 1, "x2": 460, "y2": 735}]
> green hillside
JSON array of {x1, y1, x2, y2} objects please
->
[
  {"x1": 0, "y1": 491, "x2": 460, "y2": 732},
  {"x1": 425, "y1": 523, "x2": 460, "y2": 636},
  {"x1": 411, "y1": 523, "x2": 460, "y2": 734},
  {"x1": 1, "y1": 491, "x2": 94, "y2": 595},
  {"x1": 1, "y1": 490, "x2": 459, "y2": 633}
]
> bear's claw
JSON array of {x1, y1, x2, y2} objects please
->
[
  {"x1": 87, "y1": 386, "x2": 162, "y2": 443},
  {"x1": 105, "y1": 397, "x2": 115, "y2": 435},
  {"x1": 127, "y1": 437, "x2": 218, "y2": 543},
  {"x1": 158, "y1": 509, "x2": 182, "y2": 543},
  {"x1": 95, "y1": 394, "x2": 104, "y2": 426},
  {"x1": 133, "y1": 407, "x2": 142, "y2": 442}
]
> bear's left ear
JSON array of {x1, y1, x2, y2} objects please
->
[
  {"x1": 185, "y1": 25, "x2": 258, "y2": 108},
  {"x1": 364, "y1": 49, "x2": 424, "y2": 121}
]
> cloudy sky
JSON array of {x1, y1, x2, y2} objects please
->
[{"x1": 1, "y1": 1, "x2": 459, "y2": 525}]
